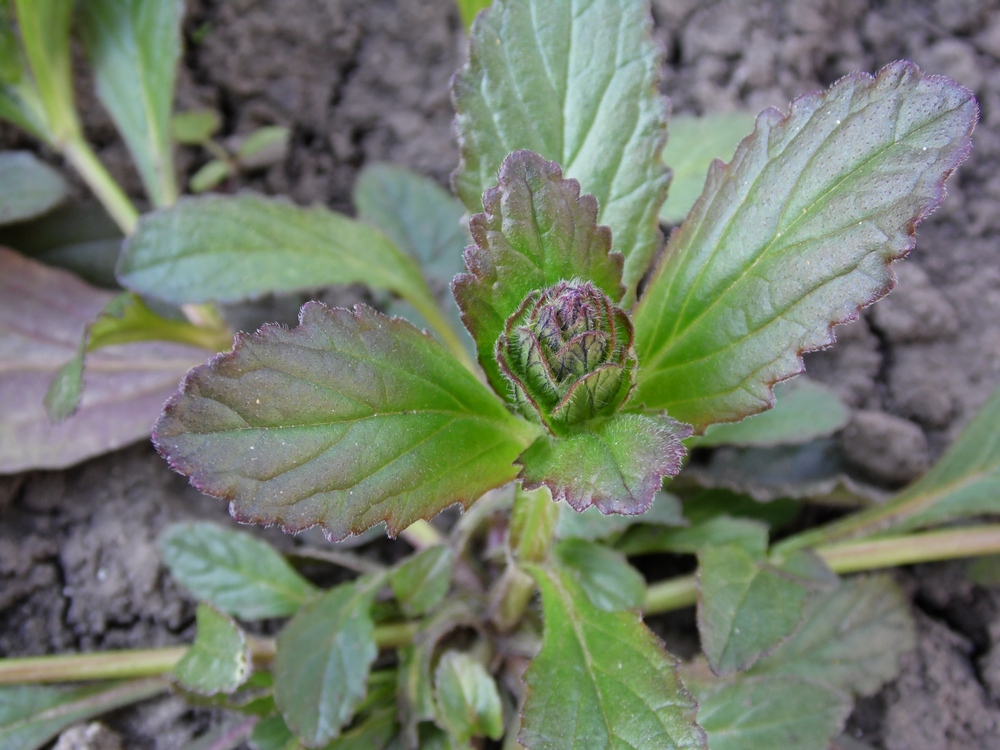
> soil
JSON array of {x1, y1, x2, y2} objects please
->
[{"x1": 3, "y1": 0, "x2": 1000, "y2": 747}]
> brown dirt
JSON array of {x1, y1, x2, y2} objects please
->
[{"x1": 3, "y1": 0, "x2": 1000, "y2": 747}]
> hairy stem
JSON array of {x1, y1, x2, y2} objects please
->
[{"x1": 643, "y1": 524, "x2": 1000, "y2": 615}]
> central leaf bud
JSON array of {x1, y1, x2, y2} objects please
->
[{"x1": 495, "y1": 281, "x2": 637, "y2": 434}]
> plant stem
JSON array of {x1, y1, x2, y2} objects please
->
[
  {"x1": 643, "y1": 524, "x2": 1000, "y2": 616},
  {"x1": 0, "y1": 620, "x2": 420, "y2": 685},
  {"x1": 816, "y1": 525, "x2": 1000, "y2": 574},
  {"x1": 62, "y1": 136, "x2": 139, "y2": 235},
  {"x1": 0, "y1": 647, "x2": 187, "y2": 684}
]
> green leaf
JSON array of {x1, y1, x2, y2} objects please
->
[
  {"x1": 159, "y1": 522, "x2": 318, "y2": 620},
  {"x1": 78, "y1": 0, "x2": 181, "y2": 207},
  {"x1": 273, "y1": 576, "x2": 382, "y2": 746},
  {"x1": 354, "y1": 164, "x2": 468, "y2": 288},
  {"x1": 693, "y1": 675, "x2": 850, "y2": 750},
  {"x1": 554, "y1": 539, "x2": 646, "y2": 611},
  {"x1": 696, "y1": 377, "x2": 849, "y2": 448},
  {"x1": 452, "y1": 0, "x2": 668, "y2": 300},
  {"x1": 619, "y1": 515, "x2": 769, "y2": 557},
  {"x1": 118, "y1": 194, "x2": 455, "y2": 352},
  {"x1": 249, "y1": 715, "x2": 297, "y2": 750},
  {"x1": 154, "y1": 302, "x2": 539, "y2": 540},
  {"x1": 189, "y1": 159, "x2": 231, "y2": 193},
  {"x1": 520, "y1": 563, "x2": 707, "y2": 750},
  {"x1": 44, "y1": 291, "x2": 228, "y2": 421},
  {"x1": 0, "y1": 151, "x2": 66, "y2": 224},
  {"x1": 696, "y1": 544, "x2": 813, "y2": 675},
  {"x1": 12, "y1": 0, "x2": 77, "y2": 139},
  {"x1": 0, "y1": 9, "x2": 50, "y2": 140},
  {"x1": 517, "y1": 412, "x2": 690, "y2": 515},
  {"x1": 748, "y1": 575, "x2": 915, "y2": 697},
  {"x1": 556, "y1": 491, "x2": 685, "y2": 542},
  {"x1": 433, "y1": 651, "x2": 504, "y2": 743},
  {"x1": 684, "y1": 489, "x2": 801, "y2": 529},
  {"x1": 864, "y1": 382, "x2": 1000, "y2": 533},
  {"x1": 396, "y1": 598, "x2": 481, "y2": 746},
  {"x1": 389, "y1": 545, "x2": 455, "y2": 617},
  {"x1": 659, "y1": 112, "x2": 756, "y2": 224},
  {"x1": 633, "y1": 62, "x2": 977, "y2": 431},
  {"x1": 353, "y1": 163, "x2": 470, "y2": 353},
  {"x1": 172, "y1": 603, "x2": 251, "y2": 695},
  {"x1": 171, "y1": 109, "x2": 221, "y2": 144},
  {"x1": 0, "y1": 679, "x2": 166, "y2": 750},
  {"x1": 236, "y1": 125, "x2": 290, "y2": 168},
  {"x1": 453, "y1": 150, "x2": 624, "y2": 394}
]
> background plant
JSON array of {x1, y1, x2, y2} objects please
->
[{"x1": 1, "y1": 1, "x2": 998, "y2": 749}]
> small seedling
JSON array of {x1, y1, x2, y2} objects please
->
[{"x1": 2, "y1": 2, "x2": 999, "y2": 750}]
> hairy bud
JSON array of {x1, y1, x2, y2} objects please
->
[{"x1": 496, "y1": 281, "x2": 637, "y2": 434}]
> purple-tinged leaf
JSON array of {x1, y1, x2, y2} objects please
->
[
  {"x1": 453, "y1": 150, "x2": 623, "y2": 396},
  {"x1": 634, "y1": 62, "x2": 977, "y2": 432},
  {"x1": 154, "y1": 302, "x2": 540, "y2": 540},
  {"x1": 520, "y1": 562, "x2": 707, "y2": 750},
  {"x1": 517, "y1": 413, "x2": 691, "y2": 515},
  {"x1": 452, "y1": 0, "x2": 668, "y2": 301},
  {"x1": 0, "y1": 247, "x2": 206, "y2": 473}
]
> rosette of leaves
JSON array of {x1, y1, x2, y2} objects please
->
[{"x1": 152, "y1": 0, "x2": 975, "y2": 541}]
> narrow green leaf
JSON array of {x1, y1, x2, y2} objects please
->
[
  {"x1": 44, "y1": 291, "x2": 229, "y2": 421},
  {"x1": 0, "y1": 151, "x2": 67, "y2": 224},
  {"x1": 154, "y1": 303, "x2": 539, "y2": 540},
  {"x1": 634, "y1": 62, "x2": 977, "y2": 431},
  {"x1": 189, "y1": 159, "x2": 231, "y2": 193},
  {"x1": 696, "y1": 377, "x2": 849, "y2": 448},
  {"x1": 78, "y1": 0, "x2": 181, "y2": 207},
  {"x1": 554, "y1": 539, "x2": 646, "y2": 611},
  {"x1": 748, "y1": 575, "x2": 915, "y2": 697},
  {"x1": 12, "y1": 0, "x2": 77, "y2": 139},
  {"x1": 171, "y1": 109, "x2": 221, "y2": 144},
  {"x1": 517, "y1": 412, "x2": 690, "y2": 515},
  {"x1": 389, "y1": 545, "x2": 455, "y2": 617},
  {"x1": 696, "y1": 544, "x2": 813, "y2": 675},
  {"x1": 0, "y1": 9, "x2": 51, "y2": 140},
  {"x1": 453, "y1": 150, "x2": 624, "y2": 394},
  {"x1": 173, "y1": 603, "x2": 251, "y2": 695},
  {"x1": 159, "y1": 522, "x2": 318, "y2": 620},
  {"x1": 520, "y1": 563, "x2": 707, "y2": 750},
  {"x1": 556, "y1": 491, "x2": 685, "y2": 542},
  {"x1": 694, "y1": 675, "x2": 850, "y2": 750},
  {"x1": 453, "y1": 0, "x2": 668, "y2": 300},
  {"x1": 659, "y1": 112, "x2": 756, "y2": 224},
  {"x1": 0, "y1": 679, "x2": 166, "y2": 750},
  {"x1": 236, "y1": 126, "x2": 290, "y2": 167},
  {"x1": 118, "y1": 194, "x2": 450, "y2": 349},
  {"x1": 273, "y1": 576, "x2": 382, "y2": 746},
  {"x1": 433, "y1": 651, "x2": 504, "y2": 743}
]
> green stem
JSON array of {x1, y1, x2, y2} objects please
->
[
  {"x1": 643, "y1": 524, "x2": 1000, "y2": 616},
  {"x1": 0, "y1": 621, "x2": 420, "y2": 685},
  {"x1": 411, "y1": 295, "x2": 476, "y2": 373},
  {"x1": 62, "y1": 136, "x2": 139, "y2": 235}
]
